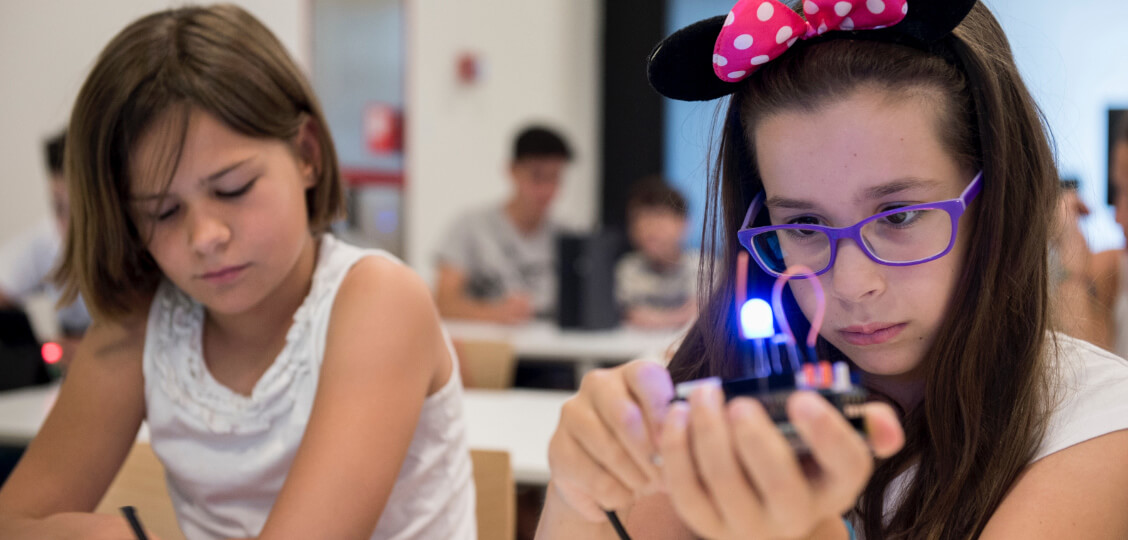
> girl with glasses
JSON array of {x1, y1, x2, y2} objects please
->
[{"x1": 537, "y1": 1, "x2": 1128, "y2": 539}]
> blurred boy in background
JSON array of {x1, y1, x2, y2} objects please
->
[
  {"x1": 435, "y1": 125, "x2": 572, "y2": 324},
  {"x1": 615, "y1": 177, "x2": 698, "y2": 329},
  {"x1": 0, "y1": 131, "x2": 90, "y2": 368}
]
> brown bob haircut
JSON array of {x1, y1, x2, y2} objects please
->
[{"x1": 56, "y1": 4, "x2": 344, "y2": 321}]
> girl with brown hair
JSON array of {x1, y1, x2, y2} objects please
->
[
  {"x1": 537, "y1": 1, "x2": 1128, "y2": 539},
  {"x1": 0, "y1": 5, "x2": 475, "y2": 539}
]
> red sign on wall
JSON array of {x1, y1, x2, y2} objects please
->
[{"x1": 364, "y1": 103, "x2": 402, "y2": 155}]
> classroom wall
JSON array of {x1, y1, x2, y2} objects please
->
[{"x1": 404, "y1": 0, "x2": 601, "y2": 283}]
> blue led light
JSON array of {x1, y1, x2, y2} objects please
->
[{"x1": 740, "y1": 298, "x2": 774, "y2": 339}]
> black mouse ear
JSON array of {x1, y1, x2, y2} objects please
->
[
  {"x1": 647, "y1": 15, "x2": 738, "y2": 102},
  {"x1": 895, "y1": 0, "x2": 977, "y2": 44}
]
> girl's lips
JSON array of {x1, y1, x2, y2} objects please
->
[
  {"x1": 838, "y1": 322, "x2": 907, "y2": 346},
  {"x1": 200, "y1": 264, "x2": 249, "y2": 284}
]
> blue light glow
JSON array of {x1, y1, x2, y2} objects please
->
[{"x1": 740, "y1": 298, "x2": 774, "y2": 339}]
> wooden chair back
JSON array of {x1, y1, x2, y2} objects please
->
[
  {"x1": 470, "y1": 448, "x2": 515, "y2": 540},
  {"x1": 457, "y1": 339, "x2": 517, "y2": 389}
]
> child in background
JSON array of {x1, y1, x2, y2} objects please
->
[
  {"x1": 537, "y1": 1, "x2": 1128, "y2": 539},
  {"x1": 0, "y1": 5, "x2": 474, "y2": 540},
  {"x1": 1052, "y1": 116, "x2": 1128, "y2": 355},
  {"x1": 615, "y1": 177, "x2": 698, "y2": 329},
  {"x1": 0, "y1": 131, "x2": 91, "y2": 367}
]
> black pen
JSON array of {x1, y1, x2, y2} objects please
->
[{"x1": 120, "y1": 506, "x2": 150, "y2": 540}]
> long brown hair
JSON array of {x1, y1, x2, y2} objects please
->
[
  {"x1": 55, "y1": 4, "x2": 344, "y2": 321},
  {"x1": 668, "y1": 3, "x2": 1057, "y2": 538}
]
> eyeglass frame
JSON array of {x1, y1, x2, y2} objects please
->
[{"x1": 736, "y1": 171, "x2": 984, "y2": 277}]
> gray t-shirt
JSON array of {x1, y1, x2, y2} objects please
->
[
  {"x1": 0, "y1": 218, "x2": 91, "y2": 334},
  {"x1": 435, "y1": 205, "x2": 557, "y2": 315},
  {"x1": 614, "y1": 251, "x2": 699, "y2": 310}
]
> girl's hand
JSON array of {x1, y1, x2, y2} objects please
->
[
  {"x1": 546, "y1": 360, "x2": 674, "y2": 521},
  {"x1": 661, "y1": 384, "x2": 904, "y2": 540}
]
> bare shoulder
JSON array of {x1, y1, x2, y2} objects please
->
[
  {"x1": 326, "y1": 254, "x2": 447, "y2": 384},
  {"x1": 982, "y1": 430, "x2": 1128, "y2": 538},
  {"x1": 334, "y1": 255, "x2": 437, "y2": 326}
]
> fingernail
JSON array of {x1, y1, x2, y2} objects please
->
[{"x1": 690, "y1": 381, "x2": 721, "y2": 408}]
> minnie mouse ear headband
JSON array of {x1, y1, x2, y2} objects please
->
[{"x1": 648, "y1": 0, "x2": 977, "y2": 101}]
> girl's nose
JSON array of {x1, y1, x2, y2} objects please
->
[
  {"x1": 188, "y1": 207, "x2": 231, "y2": 255},
  {"x1": 826, "y1": 238, "x2": 885, "y2": 303}
]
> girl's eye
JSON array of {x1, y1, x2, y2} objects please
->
[
  {"x1": 155, "y1": 206, "x2": 179, "y2": 222},
  {"x1": 787, "y1": 216, "x2": 821, "y2": 226},
  {"x1": 881, "y1": 207, "x2": 922, "y2": 226},
  {"x1": 217, "y1": 177, "x2": 258, "y2": 198}
]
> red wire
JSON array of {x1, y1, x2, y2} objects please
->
[{"x1": 770, "y1": 265, "x2": 826, "y2": 348}]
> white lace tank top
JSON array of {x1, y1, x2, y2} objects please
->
[{"x1": 142, "y1": 234, "x2": 476, "y2": 539}]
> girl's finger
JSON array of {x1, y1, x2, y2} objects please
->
[
  {"x1": 588, "y1": 369, "x2": 664, "y2": 486},
  {"x1": 548, "y1": 427, "x2": 636, "y2": 514},
  {"x1": 561, "y1": 396, "x2": 654, "y2": 493},
  {"x1": 621, "y1": 360, "x2": 675, "y2": 437},
  {"x1": 728, "y1": 397, "x2": 813, "y2": 533},
  {"x1": 660, "y1": 401, "x2": 724, "y2": 538},
  {"x1": 687, "y1": 384, "x2": 761, "y2": 532},
  {"x1": 861, "y1": 401, "x2": 905, "y2": 458},
  {"x1": 787, "y1": 392, "x2": 873, "y2": 512}
]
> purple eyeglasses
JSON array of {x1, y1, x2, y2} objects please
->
[{"x1": 737, "y1": 171, "x2": 983, "y2": 277}]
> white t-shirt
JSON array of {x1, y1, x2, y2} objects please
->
[
  {"x1": 853, "y1": 333, "x2": 1128, "y2": 538},
  {"x1": 0, "y1": 218, "x2": 90, "y2": 334}
]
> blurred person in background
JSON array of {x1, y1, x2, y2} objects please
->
[
  {"x1": 435, "y1": 125, "x2": 572, "y2": 324},
  {"x1": 1053, "y1": 116, "x2": 1128, "y2": 356},
  {"x1": 0, "y1": 131, "x2": 90, "y2": 368},
  {"x1": 615, "y1": 177, "x2": 698, "y2": 329}
]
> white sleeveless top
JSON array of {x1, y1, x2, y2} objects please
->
[
  {"x1": 852, "y1": 333, "x2": 1128, "y2": 538},
  {"x1": 142, "y1": 234, "x2": 476, "y2": 540},
  {"x1": 1112, "y1": 252, "x2": 1128, "y2": 360}
]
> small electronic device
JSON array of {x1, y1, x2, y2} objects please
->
[{"x1": 672, "y1": 254, "x2": 868, "y2": 451}]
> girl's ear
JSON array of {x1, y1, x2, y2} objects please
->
[{"x1": 294, "y1": 115, "x2": 322, "y2": 188}]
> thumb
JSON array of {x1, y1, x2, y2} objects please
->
[{"x1": 862, "y1": 402, "x2": 905, "y2": 458}]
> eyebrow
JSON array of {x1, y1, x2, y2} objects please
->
[
  {"x1": 131, "y1": 158, "x2": 252, "y2": 202},
  {"x1": 763, "y1": 177, "x2": 943, "y2": 211}
]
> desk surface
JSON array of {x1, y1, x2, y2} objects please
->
[
  {"x1": 444, "y1": 319, "x2": 684, "y2": 362},
  {"x1": 0, "y1": 383, "x2": 568, "y2": 485}
]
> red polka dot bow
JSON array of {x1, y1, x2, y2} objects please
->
[{"x1": 713, "y1": 0, "x2": 908, "y2": 82}]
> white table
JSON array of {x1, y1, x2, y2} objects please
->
[
  {"x1": 0, "y1": 383, "x2": 60, "y2": 446},
  {"x1": 462, "y1": 388, "x2": 570, "y2": 484},
  {"x1": 0, "y1": 383, "x2": 569, "y2": 485},
  {"x1": 444, "y1": 319, "x2": 682, "y2": 378}
]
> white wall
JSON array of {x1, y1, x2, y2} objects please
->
[
  {"x1": 405, "y1": 0, "x2": 601, "y2": 283},
  {"x1": 0, "y1": 0, "x2": 308, "y2": 245}
]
